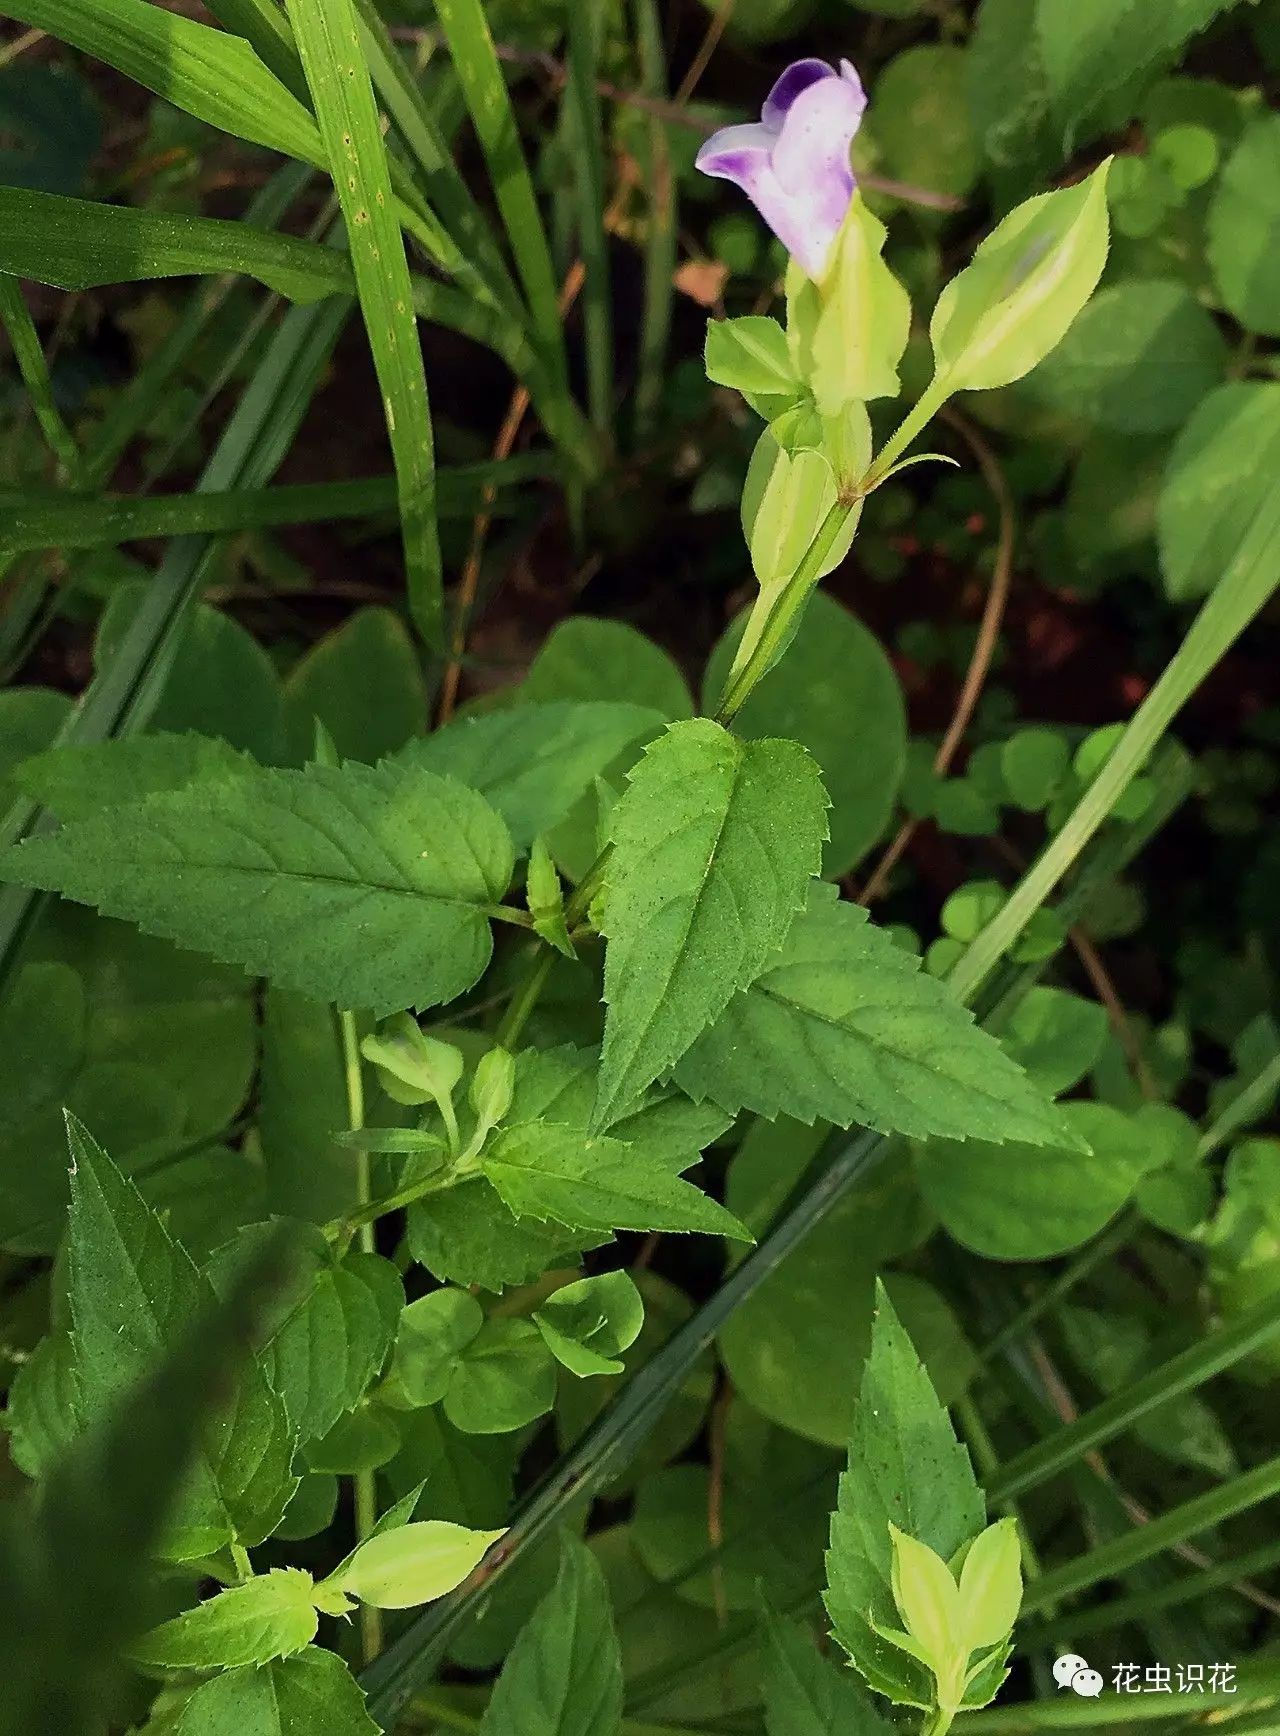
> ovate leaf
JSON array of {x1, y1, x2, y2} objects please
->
[
  {"x1": 479, "y1": 1535, "x2": 623, "y2": 1736},
  {"x1": 0, "y1": 760, "x2": 514, "y2": 1015},
  {"x1": 333, "y1": 1520, "x2": 504, "y2": 1609},
  {"x1": 677, "y1": 884, "x2": 1078, "y2": 1148},
  {"x1": 172, "y1": 1648, "x2": 379, "y2": 1736},
  {"x1": 705, "y1": 314, "x2": 799, "y2": 397},
  {"x1": 65, "y1": 1118, "x2": 296, "y2": 1559},
  {"x1": 1208, "y1": 117, "x2": 1280, "y2": 335},
  {"x1": 534, "y1": 1272, "x2": 645, "y2": 1378},
  {"x1": 595, "y1": 719, "x2": 827, "y2": 1126},
  {"x1": 825, "y1": 1284, "x2": 985, "y2": 1705},
  {"x1": 929, "y1": 162, "x2": 1112, "y2": 393},
  {"x1": 129, "y1": 1570, "x2": 318, "y2": 1671}
]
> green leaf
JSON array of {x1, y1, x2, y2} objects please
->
[
  {"x1": 401, "y1": 702, "x2": 663, "y2": 849},
  {"x1": 0, "y1": 759, "x2": 514, "y2": 1015},
  {"x1": 527, "y1": 836, "x2": 575, "y2": 957},
  {"x1": 825, "y1": 1283, "x2": 985, "y2": 1706},
  {"x1": 956, "y1": 1519, "x2": 1023, "y2": 1653},
  {"x1": 1036, "y1": 0, "x2": 1238, "y2": 146},
  {"x1": 64, "y1": 1117, "x2": 296, "y2": 1559},
  {"x1": 873, "y1": 45, "x2": 980, "y2": 205},
  {"x1": 595, "y1": 718, "x2": 827, "y2": 1127},
  {"x1": 968, "y1": 0, "x2": 1058, "y2": 202},
  {"x1": 521, "y1": 618, "x2": 693, "y2": 718},
  {"x1": 534, "y1": 1272, "x2": 645, "y2": 1378},
  {"x1": 762, "y1": 1603, "x2": 894, "y2": 1736},
  {"x1": 676, "y1": 883, "x2": 1078, "y2": 1148},
  {"x1": 889, "y1": 1526, "x2": 963, "y2": 1674},
  {"x1": 3, "y1": 0, "x2": 322, "y2": 165},
  {"x1": 207, "y1": 1225, "x2": 402, "y2": 1446},
  {"x1": 129, "y1": 1569, "x2": 318, "y2": 1671},
  {"x1": 999, "y1": 727, "x2": 1071, "y2": 812},
  {"x1": 0, "y1": 185, "x2": 349, "y2": 304},
  {"x1": 4, "y1": 1331, "x2": 81, "y2": 1480},
  {"x1": 788, "y1": 197, "x2": 911, "y2": 411},
  {"x1": 1159, "y1": 383, "x2": 1280, "y2": 603},
  {"x1": 285, "y1": 0, "x2": 441, "y2": 645},
  {"x1": 929, "y1": 163, "x2": 1112, "y2": 394},
  {"x1": 1025, "y1": 278, "x2": 1226, "y2": 434},
  {"x1": 334, "y1": 1520, "x2": 504, "y2": 1609},
  {"x1": 387, "y1": 1288, "x2": 484, "y2": 1408},
  {"x1": 1208, "y1": 116, "x2": 1280, "y2": 334},
  {"x1": 17, "y1": 732, "x2": 255, "y2": 821},
  {"x1": 259, "y1": 990, "x2": 360, "y2": 1226},
  {"x1": 481, "y1": 1121, "x2": 750, "y2": 1241},
  {"x1": 914, "y1": 1100, "x2": 1163, "y2": 1260},
  {"x1": 705, "y1": 315, "x2": 799, "y2": 398},
  {"x1": 284, "y1": 607, "x2": 428, "y2": 765},
  {"x1": 172, "y1": 1648, "x2": 379, "y2": 1735},
  {"x1": 990, "y1": 985, "x2": 1108, "y2": 1096},
  {"x1": 479, "y1": 1535, "x2": 623, "y2": 1736},
  {"x1": 443, "y1": 1317, "x2": 558, "y2": 1434},
  {"x1": 0, "y1": 275, "x2": 82, "y2": 479},
  {"x1": 703, "y1": 592, "x2": 906, "y2": 877},
  {"x1": 742, "y1": 435, "x2": 854, "y2": 588}
]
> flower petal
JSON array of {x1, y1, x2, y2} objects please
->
[
  {"x1": 761, "y1": 58, "x2": 837, "y2": 129},
  {"x1": 695, "y1": 120, "x2": 775, "y2": 189},
  {"x1": 772, "y1": 70, "x2": 866, "y2": 197}
]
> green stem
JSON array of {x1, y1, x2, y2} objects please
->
[
  {"x1": 1022, "y1": 1451, "x2": 1280, "y2": 1612},
  {"x1": 989, "y1": 1286, "x2": 1280, "y2": 1505},
  {"x1": 1197, "y1": 1048, "x2": 1280, "y2": 1158},
  {"x1": 714, "y1": 501, "x2": 858, "y2": 725},
  {"x1": 863, "y1": 376, "x2": 952, "y2": 491},
  {"x1": 949, "y1": 482, "x2": 1280, "y2": 1003},
  {"x1": 976, "y1": 1214, "x2": 1135, "y2": 1367},
  {"x1": 338, "y1": 1007, "x2": 383, "y2": 1665},
  {"x1": 230, "y1": 1541, "x2": 254, "y2": 1582}
]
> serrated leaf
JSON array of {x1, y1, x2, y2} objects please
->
[
  {"x1": 172, "y1": 1648, "x2": 379, "y2": 1736},
  {"x1": 825, "y1": 1283, "x2": 985, "y2": 1706},
  {"x1": 334, "y1": 1520, "x2": 504, "y2": 1609},
  {"x1": 399, "y1": 701, "x2": 663, "y2": 849},
  {"x1": 479, "y1": 1534, "x2": 623, "y2": 1736},
  {"x1": 0, "y1": 759, "x2": 514, "y2": 1016},
  {"x1": 527, "y1": 835, "x2": 575, "y2": 957},
  {"x1": 207, "y1": 1225, "x2": 403, "y2": 1446},
  {"x1": 406, "y1": 1045, "x2": 728, "y2": 1289},
  {"x1": 65, "y1": 1118, "x2": 296, "y2": 1559},
  {"x1": 129, "y1": 1569, "x2": 318, "y2": 1671},
  {"x1": 676, "y1": 883, "x2": 1078, "y2": 1148},
  {"x1": 481, "y1": 1121, "x2": 751, "y2": 1241},
  {"x1": 17, "y1": 732, "x2": 255, "y2": 820},
  {"x1": 762, "y1": 1603, "x2": 895, "y2": 1736},
  {"x1": 595, "y1": 719, "x2": 827, "y2": 1127},
  {"x1": 4, "y1": 1331, "x2": 81, "y2": 1480}
]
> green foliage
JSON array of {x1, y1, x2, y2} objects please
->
[
  {"x1": 170, "y1": 1649, "x2": 378, "y2": 1736},
  {"x1": 0, "y1": 759, "x2": 514, "y2": 1015},
  {"x1": 330, "y1": 1520, "x2": 504, "y2": 1608},
  {"x1": 677, "y1": 883, "x2": 1078, "y2": 1146},
  {"x1": 129, "y1": 1570, "x2": 319, "y2": 1671},
  {"x1": 595, "y1": 718, "x2": 828, "y2": 1126},
  {"x1": 479, "y1": 1536, "x2": 623, "y2": 1736}
]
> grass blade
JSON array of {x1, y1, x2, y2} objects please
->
[
  {"x1": 988, "y1": 1285, "x2": 1280, "y2": 1504},
  {"x1": 1022, "y1": 1453, "x2": 1280, "y2": 1612},
  {"x1": 0, "y1": 292, "x2": 350, "y2": 988},
  {"x1": 564, "y1": 0, "x2": 614, "y2": 435},
  {"x1": 0, "y1": 458, "x2": 553, "y2": 555},
  {"x1": 949, "y1": 478, "x2": 1280, "y2": 1002},
  {"x1": 0, "y1": 186, "x2": 350, "y2": 303},
  {"x1": 632, "y1": 0, "x2": 675, "y2": 444},
  {"x1": 285, "y1": 0, "x2": 442, "y2": 648},
  {"x1": 433, "y1": 0, "x2": 569, "y2": 396},
  {"x1": 0, "y1": 278, "x2": 82, "y2": 483}
]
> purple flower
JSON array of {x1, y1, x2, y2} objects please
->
[{"x1": 696, "y1": 58, "x2": 867, "y2": 281}]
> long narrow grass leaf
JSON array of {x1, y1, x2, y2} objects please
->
[
  {"x1": 631, "y1": 0, "x2": 675, "y2": 443},
  {"x1": 0, "y1": 277, "x2": 82, "y2": 482},
  {"x1": 1, "y1": 459, "x2": 552, "y2": 555},
  {"x1": 988, "y1": 1286, "x2": 1280, "y2": 1504},
  {"x1": 0, "y1": 186, "x2": 350, "y2": 303},
  {"x1": 433, "y1": 0, "x2": 568, "y2": 393},
  {"x1": 950, "y1": 479, "x2": 1280, "y2": 1001},
  {"x1": 286, "y1": 0, "x2": 442, "y2": 647},
  {"x1": 564, "y1": 0, "x2": 614, "y2": 434}
]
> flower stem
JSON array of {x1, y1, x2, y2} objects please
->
[{"x1": 338, "y1": 1006, "x2": 384, "y2": 1665}]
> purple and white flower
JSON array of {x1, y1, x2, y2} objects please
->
[{"x1": 695, "y1": 58, "x2": 867, "y2": 281}]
